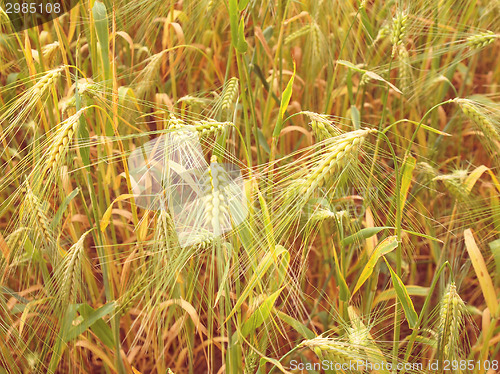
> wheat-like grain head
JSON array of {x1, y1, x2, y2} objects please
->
[
  {"x1": 45, "y1": 107, "x2": 87, "y2": 173},
  {"x1": 391, "y1": 12, "x2": 408, "y2": 56},
  {"x1": 466, "y1": 31, "x2": 499, "y2": 50},
  {"x1": 54, "y1": 230, "x2": 90, "y2": 305},
  {"x1": 299, "y1": 336, "x2": 365, "y2": 365},
  {"x1": 437, "y1": 282, "x2": 466, "y2": 361},
  {"x1": 298, "y1": 128, "x2": 376, "y2": 200},
  {"x1": 454, "y1": 98, "x2": 500, "y2": 144},
  {"x1": 202, "y1": 156, "x2": 231, "y2": 237}
]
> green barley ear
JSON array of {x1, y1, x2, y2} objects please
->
[
  {"x1": 202, "y1": 155, "x2": 231, "y2": 237},
  {"x1": 299, "y1": 336, "x2": 364, "y2": 365},
  {"x1": 135, "y1": 49, "x2": 168, "y2": 99},
  {"x1": 434, "y1": 169, "x2": 469, "y2": 200},
  {"x1": 453, "y1": 98, "x2": 500, "y2": 144},
  {"x1": 155, "y1": 209, "x2": 177, "y2": 249},
  {"x1": 466, "y1": 31, "x2": 499, "y2": 50},
  {"x1": 372, "y1": 21, "x2": 391, "y2": 45},
  {"x1": 302, "y1": 111, "x2": 341, "y2": 141},
  {"x1": 53, "y1": 230, "x2": 90, "y2": 305},
  {"x1": 219, "y1": 77, "x2": 239, "y2": 119},
  {"x1": 285, "y1": 24, "x2": 311, "y2": 45},
  {"x1": 391, "y1": 12, "x2": 408, "y2": 56},
  {"x1": 397, "y1": 45, "x2": 412, "y2": 95},
  {"x1": 193, "y1": 120, "x2": 232, "y2": 137},
  {"x1": 297, "y1": 129, "x2": 376, "y2": 200},
  {"x1": 437, "y1": 282, "x2": 467, "y2": 362},
  {"x1": 21, "y1": 187, "x2": 53, "y2": 250},
  {"x1": 46, "y1": 107, "x2": 87, "y2": 173}
]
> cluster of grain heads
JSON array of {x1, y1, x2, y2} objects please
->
[
  {"x1": 0, "y1": 67, "x2": 63, "y2": 137},
  {"x1": 45, "y1": 107, "x2": 88, "y2": 173},
  {"x1": 297, "y1": 128, "x2": 376, "y2": 200},
  {"x1": 437, "y1": 282, "x2": 466, "y2": 361},
  {"x1": 285, "y1": 24, "x2": 313, "y2": 45},
  {"x1": 178, "y1": 229, "x2": 216, "y2": 250},
  {"x1": 309, "y1": 208, "x2": 348, "y2": 224},
  {"x1": 53, "y1": 230, "x2": 91, "y2": 305},
  {"x1": 453, "y1": 98, "x2": 500, "y2": 144},
  {"x1": 466, "y1": 31, "x2": 499, "y2": 50}
]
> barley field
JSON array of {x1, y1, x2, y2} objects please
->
[{"x1": 0, "y1": 0, "x2": 499, "y2": 373}]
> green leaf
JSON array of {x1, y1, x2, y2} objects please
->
[
  {"x1": 341, "y1": 227, "x2": 393, "y2": 246},
  {"x1": 488, "y1": 239, "x2": 500, "y2": 280},
  {"x1": 383, "y1": 257, "x2": 418, "y2": 329},
  {"x1": 332, "y1": 245, "x2": 350, "y2": 301},
  {"x1": 352, "y1": 236, "x2": 398, "y2": 296},
  {"x1": 64, "y1": 302, "x2": 115, "y2": 342},
  {"x1": 374, "y1": 285, "x2": 429, "y2": 305},
  {"x1": 273, "y1": 61, "x2": 295, "y2": 138},
  {"x1": 50, "y1": 188, "x2": 80, "y2": 230},
  {"x1": 237, "y1": 17, "x2": 248, "y2": 53},
  {"x1": 229, "y1": 0, "x2": 239, "y2": 49},
  {"x1": 241, "y1": 287, "x2": 283, "y2": 338},
  {"x1": 92, "y1": 1, "x2": 110, "y2": 81},
  {"x1": 275, "y1": 310, "x2": 315, "y2": 339},
  {"x1": 226, "y1": 245, "x2": 289, "y2": 322},
  {"x1": 238, "y1": 0, "x2": 250, "y2": 11},
  {"x1": 78, "y1": 303, "x2": 115, "y2": 348}
]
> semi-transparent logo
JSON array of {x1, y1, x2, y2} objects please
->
[{"x1": 127, "y1": 129, "x2": 248, "y2": 248}]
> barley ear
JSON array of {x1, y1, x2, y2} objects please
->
[{"x1": 437, "y1": 282, "x2": 466, "y2": 361}]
